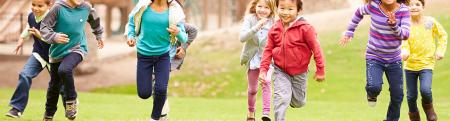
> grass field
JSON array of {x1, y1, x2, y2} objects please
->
[{"x1": 2, "y1": 2, "x2": 450, "y2": 120}]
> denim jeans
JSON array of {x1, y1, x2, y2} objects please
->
[
  {"x1": 137, "y1": 52, "x2": 170, "y2": 120},
  {"x1": 45, "y1": 53, "x2": 82, "y2": 116},
  {"x1": 405, "y1": 69, "x2": 433, "y2": 112},
  {"x1": 9, "y1": 56, "x2": 45, "y2": 112},
  {"x1": 366, "y1": 59, "x2": 404, "y2": 121}
]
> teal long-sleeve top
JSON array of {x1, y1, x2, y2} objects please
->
[{"x1": 128, "y1": 7, "x2": 188, "y2": 56}]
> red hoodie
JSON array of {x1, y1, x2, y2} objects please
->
[{"x1": 260, "y1": 18, "x2": 325, "y2": 77}]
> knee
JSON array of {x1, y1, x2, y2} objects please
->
[
  {"x1": 138, "y1": 91, "x2": 152, "y2": 99},
  {"x1": 57, "y1": 67, "x2": 72, "y2": 76},
  {"x1": 19, "y1": 71, "x2": 33, "y2": 79},
  {"x1": 248, "y1": 88, "x2": 258, "y2": 96}
]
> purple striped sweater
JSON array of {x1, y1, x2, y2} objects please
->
[{"x1": 345, "y1": 0, "x2": 411, "y2": 63}]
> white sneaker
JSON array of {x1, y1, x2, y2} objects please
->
[{"x1": 368, "y1": 101, "x2": 377, "y2": 107}]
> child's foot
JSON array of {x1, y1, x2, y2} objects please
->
[
  {"x1": 246, "y1": 112, "x2": 255, "y2": 121},
  {"x1": 5, "y1": 108, "x2": 22, "y2": 118},
  {"x1": 367, "y1": 96, "x2": 377, "y2": 107},
  {"x1": 65, "y1": 100, "x2": 78, "y2": 120},
  {"x1": 159, "y1": 114, "x2": 168, "y2": 121},
  {"x1": 43, "y1": 111, "x2": 54, "y2": 121},
  {"x1": 261, "y1": 116, "x2": 271, "y2": 121}
]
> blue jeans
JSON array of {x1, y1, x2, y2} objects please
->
[
  {"x1": 405, "y1": 69, "x2": 433, "y2": 112},
  {"x1": 137, "y1": 52, "x2": 170, "y2": 120},
  {"x1": 366, "y1": 59, "x2": 404, "y2": 121},
  {"x1": 9, "y1": 56, "x2": 45, "y2": 112},
  {"x1": 45, "y1": 53, "x2": 82, "y2": 116}
]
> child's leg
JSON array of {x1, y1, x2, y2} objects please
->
[
  {"x1": 151, "y1": 52, "x2": 171, "y2": 120},
  {"x1": 418, "y1": 69, "x2": 437, "y2": 121},
  {"x1": 9, "y1": 56, "x2": 45, "y2": 112},
  {"x1": 137, "y1": 54, "x2": 155, "y2": 99},
  {"x1": 273, "y1": 67, "x2": 292, "y2": 121},
  {"x1": 45, "y1": 62, "x2": 63, "y2": 117},
  {"x1": 418, "y1": 69, "x2": 433, "y2": 103},
  {"x1": 365, "y1": 60, "x2": 384, "y2": 98},
  {"x1": 405, "y1": 70, "x2": 420, "y2": 112},
  {"x1": 384, "y1": 61, "x2": 404, "y2": 121},
  {"x1": 247, "y1": 69, "x2": 259, "y2": 113},
  {"x1": 290, "y1": 72, "x2": 308, "y2": 108},
  {"x1": 58, "y1": 53, "x2": 83, "y2": 101},
  {"x1": 261, "y1": 68, "x2": 273, "y2": 116}
]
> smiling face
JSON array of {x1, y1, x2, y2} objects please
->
[
  {"x1": 409, "y1": 0, "x2": 424, "y2": 17},
  {"x1": 255, "y1": 0, "x2": 272, "y2": 19},
  {"x1": 31, "y1": 0, "x2": 50, "y2": 17},
  {"x1": 277, "y1": 0, "x2": 300, "y2": 24}
]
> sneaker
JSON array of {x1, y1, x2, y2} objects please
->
[
  {"x1": 43, "y1": 115, "x2": 53, "y2": 121},
  {"x1": 367, "y1": 96, "x2": 377, "y2": 107},
  {"x1": 261, "y1": 116, "x2": 271, "y2": 121},
  {"x1": 5, "y1": 108, "x2": 22, "y2": 118},
  {"x1": 65, "y1": 100, "x2": 78, "y2": 120},
  {"x1": 159, "y1": 114, "x2": 168, "y2": 121}
]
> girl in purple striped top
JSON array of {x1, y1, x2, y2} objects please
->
[{"x1": 339, "y1": 0, "x2": 410, "y2": 121}]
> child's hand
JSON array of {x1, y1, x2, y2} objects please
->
[
  {"x1": 436, "y1": 53, "x2": 444, "y2": 60},
  {"x1": 127, "y1": 39, "x2": 136, "y2": 47},
  {"x1": 387, "y1": 12, "x2": 397, "y2": 26},
  {"x1": 339, "y1": 36, "x2": 352, "y2": 46},
  {"x1": 167, "y1": 25, "x2": 180, "y2": 36},
  {"x1": 55, "y1": 33, "x2": 69, "y2": 44},
  {"x1": 258, "y1": 72, "x2": 267, "y2": 88},
  {"x1": 28, "y1": 27, "x2": 42, "y2": 39},
  {"x1": 401, "y1": 52, "x2": 409, "y2": 61},
  {"x1": 97, "y1": 39, "x2": 104, "y2": 49},
  {"x1": 13, "y1": 38, "x2": 24, "y2": 55},
  {"x1": 314, "y1": 74, "x2": 325, "y2": 83},
  {"x1": 175, "y1": 47, "x2": 186, "y2": 59},
  {"x1": 256, "y1": 18, "x2": 268, "y2": 30}
]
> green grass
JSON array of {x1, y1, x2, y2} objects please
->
[{"x1": 2, "y1": 88, "x2": 450, "y2": 121}]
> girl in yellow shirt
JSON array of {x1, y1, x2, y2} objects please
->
[{"x1": 402, "y1": 0, "x2": 448, "y2": 121}]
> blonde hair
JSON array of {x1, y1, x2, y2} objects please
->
[{"x1": 246, "y1": 0, "x2": 277, "y2": 18}]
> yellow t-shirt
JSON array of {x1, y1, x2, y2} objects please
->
[{"x1": 402, "y1": 16, "x2": 448, "y2": 71}]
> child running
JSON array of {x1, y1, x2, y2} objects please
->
[
  {"x1": 402, "y1": 0, "x2": 447, "y2": 120},
  {"x1": 239, "y1": 0, "x2": 276, "y2": 121},
  {"x1": 339, "y1": 0, "x2": 410, "y2": 121},
  {"x1": 126, "y1": 0, "x2": 187, "y2": 120},
  {"x1": 259, "y1": 0, "x2": 325, "y2": 120},
  {"x1": 5, "y1": 0, "x2": 55, "y2": 119},
  {"x1": 39, "y1": 0, "x2": 105, "y2": 120}
]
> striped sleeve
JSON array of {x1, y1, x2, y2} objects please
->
[
  {"x1": 345, "y1": 4, "x2": 370, "y2": 37},
  {"x1": 392, "y1": 6, "x2": 410, "y2": 40}
]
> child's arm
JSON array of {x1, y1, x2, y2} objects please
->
[
  {"x1": 344, "y1": 4, "x2": 370, "y2": 38},
  {"x1": 401, "y1": 39, "x2": 411, "y2": 61},
  {"x1": 14, "y1": 25, "x2": 31, "y2": 54},
  {"x1": 340, "y1": 4, "x2": 370, "y2": 46},
  {"x1": 175, "y1": 22, "x2": 188, "y2": 43},
  {"x1": 259, "y1": 28, "x2": 275, "y2": 78},
  {"x1": 183, "y1": 23, "x2": 198, "y2": 49},
  {"x1": 304, "y1": 26, "x2": 325, "y2": 81},
  {"x1": 40, "y1": 5, "x2": 69, "y2": 44},
  {"x1": 390, "y1": 9, "x2": 411, "y2": 40},
  {"x1": 240, "y1": 15, "x2": 265, "y2": 43},
  {"x1": 432, "y1": 18, "x2": 448, "y2": 60},
  {"x1": 86, "y1": 4, "x2": 104, "y2": 41}
]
